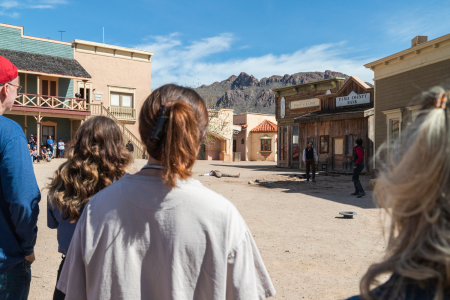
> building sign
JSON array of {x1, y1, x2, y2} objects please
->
[
  {"x1": 94, "y1": 92, "x2": 103, "y2": 101},
  {"x1": 280, "y1": 97, "x2": 286, "y2": 119},
  {"x1": 336, "y1": 91, "x2": 370, "y2": 107},
  {"x1": 289, "y1": 98, "x2": 320, "y2": 110}
]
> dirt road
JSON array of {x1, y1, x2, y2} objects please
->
[{"x1": 29, "y1": 159, "x2": 387, "y2": 300}]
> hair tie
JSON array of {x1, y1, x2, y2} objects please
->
[
  {"x1": 151, "y1": 105, "x2": 169, "y2": 141},
  {"x1": 435, "y1": 93, "x2": 448, "y2": 109}
]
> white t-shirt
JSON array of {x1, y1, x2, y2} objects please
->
[
  {"x1": 57, "y1": 174, "x2": 276, "y2": 300},
  {"x1": 58, "y1": 142, "x2": 65, "y2": 150}
]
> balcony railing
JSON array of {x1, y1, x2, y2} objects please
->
[
  {"x1": 86, "y1": 103, "x2": 147, "y2": 160},
  {"x1": 109, "y1": 106, "x2": 136, "y2": 121},
  {"x1": 15, "y1": 93, "x2": 87, "y2": 111}
]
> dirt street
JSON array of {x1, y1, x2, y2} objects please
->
[{"x1": 29, "y1": 159, "x2": 388, "y2": 300}]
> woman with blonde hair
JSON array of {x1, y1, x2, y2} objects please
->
[
  {"x1": 347, "y1": 87, "x2": 450, "y2": 300},
  {"x1": 56, "y1": 84, "x2": 276, "y2": 300},
  {"x1": 47, "y1": 116, "x2": 132, "y2": 300}
]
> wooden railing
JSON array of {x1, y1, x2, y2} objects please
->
[
  {"x1": 15, "y1": 93, "x2": 87, "y2": 110},
  {"x1": 109, "y1": 106, "x2": 136, "y2": 120},
  {"x1": 87, "y1": 103, "x2": 148, "y2": 160}
]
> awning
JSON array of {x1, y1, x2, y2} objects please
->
[
  {"x1": 0, "y1": 48, "x2": 91, "y2": 79},
  {"x1": 294, "y1": 104, "x2": 373, "y2": 123}
]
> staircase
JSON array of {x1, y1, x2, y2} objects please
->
[{"x1": 86, "y1": 103, "x2": 148, "y2": 160}]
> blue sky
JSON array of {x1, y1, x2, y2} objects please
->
[{"x1": 1, "y1": 0, "x2": 450, "y2": 87}]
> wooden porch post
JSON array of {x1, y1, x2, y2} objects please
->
[
  {"x1": 36, "y1": 75, "x2": 41, "y2": 106},
  {"x1": 82, "y1": 80, "x2": 88, "y2": 109},
  {"x1": 35, "y1": 112, "x2": 42, "y2": 155}
]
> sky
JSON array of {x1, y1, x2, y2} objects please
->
[{"x1": 1, "y1": 0, "x2": 450, "y2": 88}]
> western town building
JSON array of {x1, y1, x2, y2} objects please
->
[
  {"x1": 364, "y1": 34, "x2": 450, "y2": 168},
  {"x1": 273, "y1": 76, "x2": 374, "y2": 172},
  {"x1": 0, "y1": 22, "x2": 152, "y2": 159},
  {"x1": 233, "y1": 113, "x2": 277, "y2": 162}
]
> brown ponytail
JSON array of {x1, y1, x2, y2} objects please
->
[{"x1": 139, "y1": 84, "x2": 208, "y2": 187}]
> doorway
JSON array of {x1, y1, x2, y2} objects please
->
[
  {"x1": 41, "y1": 78, "x2": 58, "y2": 107},
  {"x1": 333, "y1": 137, "x2": 344, "y2": 171},
  {"x1": 42, "y1": 125, "x2": 56, "y2": 150}
]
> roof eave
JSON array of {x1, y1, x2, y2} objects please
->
[{"x1": 364, "y1": 33, "x2": 450, "y2": 69}]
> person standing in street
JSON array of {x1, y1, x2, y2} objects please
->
[
  {"x1": 351, "y1": 138, "x2": 366, "y2": 198},
  {"x1": 58, "y1": 139, "x2": 65, "y2": 158},
  {"x1": 303, "y1": 141, "x2": 318, "y2": 182},
  {"x1": 28, "y1": 134, "x2": 35, "y2": 150},
  {"x1": 0, "y1": 56, "x2": 41, "y2": 300},
  {"x1": 47, "y1": 135, "x2": 54, "y2": 156}
]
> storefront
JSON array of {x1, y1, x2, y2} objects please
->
[
  {"x1": 274, "y1": 77, "x2": 345, "y2": 169},
  {"x1": 274, "y1": 77, "x2": 374, "y2": 172}
]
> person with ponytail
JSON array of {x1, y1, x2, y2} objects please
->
[
  {"x1": 347, "y1": 87, "x2": 450, "y2": 300},
  {"x1": 56, "y1": 84, "x2": 276, "y2": 300},
  {"x1": 47, "y1": 116, "x2": 132, "y2": 300}
]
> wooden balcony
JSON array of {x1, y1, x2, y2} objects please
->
[
  {"x1": 11, "y1": 93, "x2": 90, "y2": 118},
  {"x1": 108, "y1": 106, "x2": 136, "y2": 121},
  {"x1": 14, "y1": 93, "x2": 87, "y2": 111}
]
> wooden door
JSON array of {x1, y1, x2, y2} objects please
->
[
  {"x1": 333, "y1": 137, "x2": 344, "y2": 171},
  {"x1": 41, "y1": 79, "x2": 57, "y2": 107}
]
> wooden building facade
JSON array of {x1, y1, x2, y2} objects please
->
[{"x1": 274, "y1": 77, "x2": 374, "y2": 172}]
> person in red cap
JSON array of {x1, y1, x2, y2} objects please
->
[
  {"x1": 0, "y1": 56, "x2": 21, "y2": 114},
  {"x1": 0, "y1": 56, "x2": 41, "y2": 300}
]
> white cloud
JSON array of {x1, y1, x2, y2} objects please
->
[
  {"x1": 0, "y1": 0, "x2": 19, "y2": 8},
  {"x1": 381, "y1": 4, "x2": 450, "y2": 42},
  {"x1": 137, "y1": 33, "x2": 375, "y2": 89},
  {"x1": 0, "y1": 0, "x2": 67, "y2": 15}
]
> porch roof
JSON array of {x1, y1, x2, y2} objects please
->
[
  {"x1": 294, "y1": 104, "x2": 373, "y2": 123},
  {"x1": 0, "y1": 48, "x2": 91, "y2": 79}
]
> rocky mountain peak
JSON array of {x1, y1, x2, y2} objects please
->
[{"x1": 196, "y1": 70, "x2": 353, "y2": 114}]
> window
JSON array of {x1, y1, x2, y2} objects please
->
[
  {"x1": 261, "y1": 139, "x2": 271, "y2": 151},
  {"x1": 110, "y1": 93, "x2": 133, "y2": 107},
  {"x1": 320, "y1": 135, "x2": 329, "y2": 153},
  {"x1": 292, "y1": 126, "x2": 299, "y2": 161},
  {"x1": 390, "y1": 119, "x2": 400, "y2": 141},
  {"x1": 383, "y1": 109, "x2": 403, "y2": 143}
]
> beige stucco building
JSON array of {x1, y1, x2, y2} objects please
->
[
  {"x1": 73, "y1": 40, "x2": 152, "y2": 140},
  {"x1": 233, "y1": 113, "x2": 277, "y2": 161}
]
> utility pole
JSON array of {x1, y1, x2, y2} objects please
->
[{"x1": 58, "y1": 30, "x2": 66, "y2": 41}]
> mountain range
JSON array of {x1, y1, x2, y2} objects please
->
[{"x1": 195, "y1": 70, "x2": 370, "y2": 115}]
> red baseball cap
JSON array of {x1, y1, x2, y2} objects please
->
[{"x1": 0, "y1": 56, "x2": 18, "y2": 85}]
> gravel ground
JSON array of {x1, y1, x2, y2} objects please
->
[{"x1": 29, "y1": 159, "x2": 388, "y2": 300}]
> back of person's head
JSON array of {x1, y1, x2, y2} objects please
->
[
  {"x1": 47, "y1": 116, "x2": 132, "y2": 222},
  {"x1": 361, "y1": 86, "x2": 450, "y2": 300},
  {"x1": 139, "y1": 84, "x2": 208, "y2": 187},
  {"x1": 356, "y1": 138, "x2": 363, "y2": 146}
]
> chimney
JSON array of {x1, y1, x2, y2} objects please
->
[{"x1": 411, "y1": 36, "x2": 428, "y2": 47}]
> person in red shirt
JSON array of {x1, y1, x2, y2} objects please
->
[{"x1": 352, "y1": 138, "x2": 366, "y2": 198}]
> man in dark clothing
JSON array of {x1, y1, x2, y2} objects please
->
[
  {"x1": 352, "y1": 138, "x2": 366, "y2": 198},
  {"x1": 126, "y1": 140, "x2": 134, "y2": 154},
  {"x1": 302, "y1": 141, "x2": 318, "y2": 182},
  {"x1": 0, "y1": 56, "x2": 41, "y2": 299}
]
